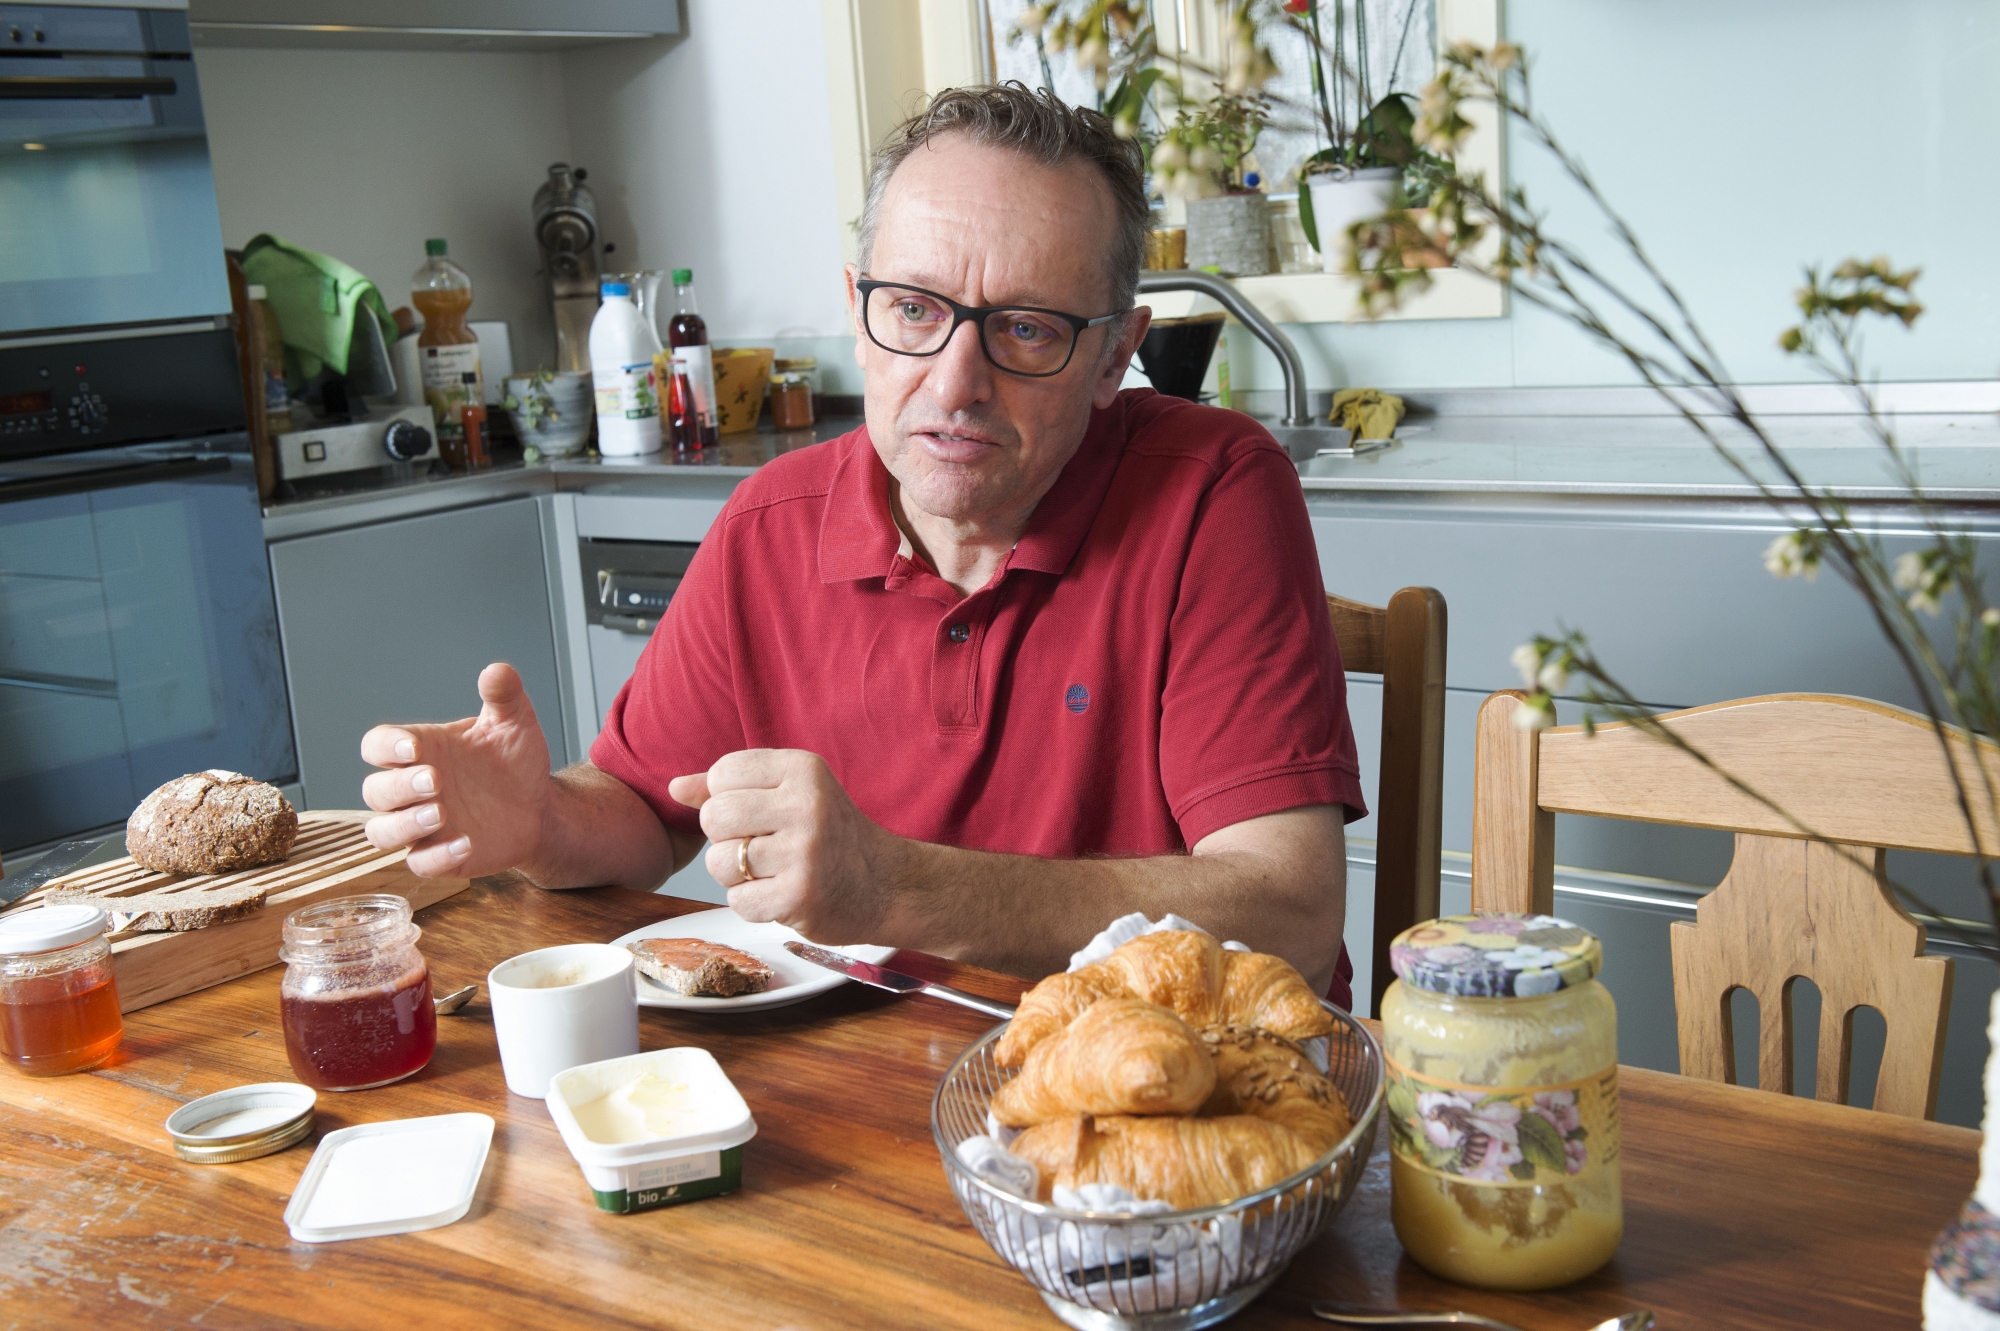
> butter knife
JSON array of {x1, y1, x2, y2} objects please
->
[
  {"x1": 783, "y1": 940, "x2": 1017, "y2": 1020},
  {"x1": 0, "y1": 837, "x2": 105, "y2": 907}
]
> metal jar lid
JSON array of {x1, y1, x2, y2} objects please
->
[
  {"x1": 1389, "y1": 913, "x2": 1603, "y2": 998},
  {"x1": 165, "y1": 1082, "x2": 317, "y2": 1164}
]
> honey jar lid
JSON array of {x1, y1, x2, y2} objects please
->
[
  {"x1": 165, "y1": 1082, "x2": 317, "y2": 1164},
  {"x1": 0, "y1": 903, "x2": 109, "y2": 955},
  {"x1": 1389, "y1": 913, "x2": 1602, "y2": 998}
]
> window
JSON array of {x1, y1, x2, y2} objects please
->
[{"x1": 820, "y1": 0, "x2": 1504, "y2": 323}]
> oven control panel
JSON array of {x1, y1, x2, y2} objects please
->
[{"x1": 0, "y1": 326, "x2": 244, "y2": 461}]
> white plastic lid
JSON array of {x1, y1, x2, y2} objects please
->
[
  {"x1": 0, "y1": 903, "x2": 109, "y2": 954},
  {"x1": 284, "y1": 1113, "x2": 494, "y2": 1243}
]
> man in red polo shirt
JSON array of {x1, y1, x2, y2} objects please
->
[{"x1": 359, "y1": 86, "x2": 1364, "y2": 998}]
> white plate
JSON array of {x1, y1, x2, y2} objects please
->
[
  {"x1": 609, "y1": 908, "x2": 896, "y2": 1011},
  {"x1": 284, "y1": 1112, "x2": 493, "y2": 1243}
]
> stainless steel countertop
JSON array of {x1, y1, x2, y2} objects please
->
[{"x1": 259, "y1": 407, "x2": 2000, "y2": 542}]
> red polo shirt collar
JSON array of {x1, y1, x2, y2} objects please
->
[{"x1": 818, "y1": 397, "x2": 1130, "y2": 587}]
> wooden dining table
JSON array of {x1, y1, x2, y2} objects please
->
[{"x1": 0, "y1": 875, "x2": 1977, "y2": 1330}]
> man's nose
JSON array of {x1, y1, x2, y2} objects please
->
[{"x1": 923, "y1": 315, "x2": 995, "y2": 413}]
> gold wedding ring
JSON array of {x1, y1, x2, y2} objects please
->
[{"x1": 737, "y1": 836, "x2": 756, "y2": 883}]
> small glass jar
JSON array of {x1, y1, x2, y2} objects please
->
[
  {"x1": 0, "y1": 903, "x2": 124, "y2": 1075},
  {"x1": 768, "y1": 372, "x2": 815, "y2": 430},
  {"x1": 279, "y1": 894, "x2": 436, "y2": 1091},
  {"x1": 1380, "y1": 913, "x2": 1621, "y2": 1291}
]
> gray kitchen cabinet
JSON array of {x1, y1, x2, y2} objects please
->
[{"x1": 268, "y1": 497, "x2": 567, "y2": 811}]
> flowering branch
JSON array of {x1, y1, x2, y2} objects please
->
[{"x1": 1351, "y1": 42, "x2": 2000, "y2": 961}]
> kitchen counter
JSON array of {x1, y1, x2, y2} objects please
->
[
  {"x1": 260, "y1": 417, "x2": 863, "y2": 540},
  {"x1": 1295, "y1": 410, "x2": 2000, "y2": 503},
  {"x1": 262, "y1": 404, "x2": 2000, "y2": 543}
]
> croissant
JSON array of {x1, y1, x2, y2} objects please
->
[
  {"x1": 990, "y1": 999, "x2": 1215, "y2": 1127},
  {"x1": 1197, "y1": 1025, "x2": 1352, "y2": 1155},
  {"x1": 996, "y1": 931, "x2": 1332, "y2": 1067},
  {"x1": 1011, "y1": 1112, "x2": 1327, "y2": 1210}
]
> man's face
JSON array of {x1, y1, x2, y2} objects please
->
[{"x1": 847, "y1": 136, "x2": 1149, "y2": 531}]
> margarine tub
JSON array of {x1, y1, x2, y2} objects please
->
[{"x1": 546, "y1": 1047, "x2": 757, "y2": 1213}]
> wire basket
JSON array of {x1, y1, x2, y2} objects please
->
[{"x1": 931, "y1": 1003, "x2": 1384, "y2": 1331}]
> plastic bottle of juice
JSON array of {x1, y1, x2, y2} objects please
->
[
  {"x1": 411, "y1": 239, "x2": 484, "y2": 466},
  {"x1": 590, "y1": 280, "x2": 663, "y2": 456},
  {"x1": 664, "y1": 268, "x2": 719, "y2": 450}
]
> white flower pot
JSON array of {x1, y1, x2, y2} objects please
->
[
  {"x1": 1307, "y1": 167, "x2": 1402, "y2": 274},
  {"x1": 1184, "y1": 193, "x2": 1272, "y2": 278},
  {"x1": 504, "y1": 371, "x2": 594, "y2": 457}
]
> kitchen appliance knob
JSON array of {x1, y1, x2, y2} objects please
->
[
  {"x1": 71, "y1": 396, "x2": 105, "y2": 428},
  {"x1": 382, "y1": 419, "x2": 432, "y2": 461}
]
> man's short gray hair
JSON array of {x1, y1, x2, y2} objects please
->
[{"x1": 858, "y1": 83, "x2": 1150, "y2": 314}]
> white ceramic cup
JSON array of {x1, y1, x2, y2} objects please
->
[{"x1": 487, "y1": 943, "x2": 639, "y2": 1098}]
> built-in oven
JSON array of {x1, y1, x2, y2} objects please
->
[
  {"x1": 1, "y1": 4, "x2": 230, "y2": 341},
  {"x1": 0, "y1": 5, "x2": 296, "y2": 858}
]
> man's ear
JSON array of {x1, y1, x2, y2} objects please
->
[{"x1": 1091, "y1": 306, "x2": 1154, "y2": 409}]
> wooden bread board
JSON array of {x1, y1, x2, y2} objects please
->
[{"x1": 0, "y1": 811, "x2": 469, "y2": 1013}]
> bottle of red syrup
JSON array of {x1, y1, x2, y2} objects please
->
[{"x1": 665, "y1": 267, "x2": 719, "y2": 450}]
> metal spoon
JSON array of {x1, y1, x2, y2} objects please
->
[
  {"x1": 1314, "y1": 1307, "x2": 1654, "y2": 1331},
  {"x1": 432, "y1": 983, "x2": 477, "y2": 1015}
]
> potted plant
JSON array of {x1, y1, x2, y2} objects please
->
[
  {"x1": 500, "y1": 369, "x2": 593, "y2": 459},
  {"x1": 1155, "y1": 92, "x2": 1275, "y2": 275},
  {"x1": 1283, "y1": 0, "x2": 1452, "y2": 274}
]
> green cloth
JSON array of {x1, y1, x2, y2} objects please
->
[
  {"x1": 1331, "y1": 387, "x2": 1406, "y2": 440},
  {"x1": 239, "y1": 234, "x2": 397, "y2": 385}
]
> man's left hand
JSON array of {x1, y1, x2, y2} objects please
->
[{"x1": 667, "y1": 750, "x2": 898, "y2": 944}]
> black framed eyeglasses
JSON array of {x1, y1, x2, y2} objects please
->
[{"x1": 855, "y1": 278, "x2": 1127, "y2": 378}]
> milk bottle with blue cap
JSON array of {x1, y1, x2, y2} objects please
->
[{"x1": 590, "y1": 281, "x2": 664, "y2": 456}]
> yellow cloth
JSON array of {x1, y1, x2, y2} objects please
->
[{"x1": 1331, "y1": 388, "x2": 1406, "y2": 440}]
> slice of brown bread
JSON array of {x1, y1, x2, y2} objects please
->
[
  {"x1": 47, "y1": 880, "x2": 271, "y2": 932},
  {"x1": 126, "y1": 771, "x2": 298, "y2": 875},
  {"x1": 628, "y1": 938, "x2": 775, "y2": 997}
]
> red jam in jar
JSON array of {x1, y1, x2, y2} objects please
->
[
  {"x1": 279, "y1": 894, "x2": 436, "y2": 1091},
  {"x1": 0, "y1": 903, "x2": 123, "y2": 1076}
]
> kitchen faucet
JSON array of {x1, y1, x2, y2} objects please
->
[{"x1": 1137, "y1": 270, "x2": 1381, "y2": 456}]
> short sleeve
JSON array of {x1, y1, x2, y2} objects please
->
[
  {"x1": 589, "y1": 524, "x2": 747, "y2": 839},
  {"x1": 1157, "y1": 436, "x2": 1365, "y2": 848}
]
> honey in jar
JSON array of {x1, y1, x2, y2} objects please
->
[
  {"x1": 1379, "y1": 913, "x2": 1621, "y2": 1290},
  {"x1": 0, "y1": 903, "x2": 124, "y2": 1076}
]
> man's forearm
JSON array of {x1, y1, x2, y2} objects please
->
[
  {"x1": 877, "y1": 807, "x2": 1347, "y2": 992},
  {"x1": 518, "y1": 763, "x2": 691, "y2": 891}
]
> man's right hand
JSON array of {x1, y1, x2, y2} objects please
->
[{"x1": 360, "y1": 662, "x2": 552, "y2": 878}]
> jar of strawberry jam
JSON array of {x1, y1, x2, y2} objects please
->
[
  {"x1": 279, "y1": 894, "x2": 435, "y2": 1091},
  {"x1": 0, "y1": 903, "x2": 124, "y2": 1075}
]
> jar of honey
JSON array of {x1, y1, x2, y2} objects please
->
[
  {"x1": 1380, "y1": 914, "x2": 1621, "y2": 1290},
  {"x1": 279, "y1": 894, "x2": 436, "y2": 1091},
  {"x1": 0, "y1": 903, "x2": 124, "y2": 1075}
]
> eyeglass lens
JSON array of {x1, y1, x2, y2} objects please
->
[{"x1": 864, "y1": 285, "x2": 1078, "y2": 376}]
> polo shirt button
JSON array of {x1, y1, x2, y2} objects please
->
[{"x1": 947, "y1": 623, "x2": 970, "y2": 643}]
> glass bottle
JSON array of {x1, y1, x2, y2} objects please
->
[
  {"x1": 411, "y1": 238, "x2": 484, "y2": 467},
  {"x1": 664, "y1": 267, "x2": 718, "y2": 450},
  {"x1": 279, "y1": 894, "x2": 436, "y2": 1091},
  {"x1": 1379, "y1": 913, "x2": 1622, "y2": 1291},
  {"x1": 0, "y1": 903, "x2": 123, "y2": 1075}
]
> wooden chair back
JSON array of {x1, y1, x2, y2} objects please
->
[
  {"x1": 1471, "y1": 690, "x2": 1974, "y2": 1118},
  {"x1": 1326, "y1": 589, "x2": 1448, "y2": 1015}
]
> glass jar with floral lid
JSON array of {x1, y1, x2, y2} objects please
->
[{"x1": 1379, "y1": 913, "x2": 1621, "y2": 1290}]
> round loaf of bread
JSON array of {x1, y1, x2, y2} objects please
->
[{"x1": 127, "y1": 771, "x2": 298, "y2": 875}]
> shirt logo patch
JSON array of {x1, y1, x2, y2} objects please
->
[{"x1": 1065, "y1": 684, "x2": 1090, "y2": 714}]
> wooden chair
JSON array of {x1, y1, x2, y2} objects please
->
[
  {"x1": 1471, "y1": 690, "x2": 1977, "y2": 1119},
  {"x1": 1326, "y1": 589, "x2": 1448, "y2": 1014}
]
